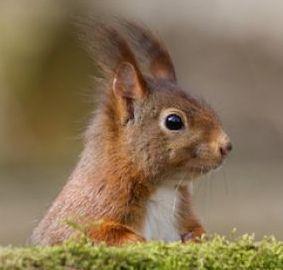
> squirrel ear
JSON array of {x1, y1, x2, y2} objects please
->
[
  {"x1": 113, "y1": 62, "x2": 147, "y2": 100},
  {"x1": 122, "y1": 21, "x2": 176, "y2": 82},
  {"x1": 112, "y1": 62, "x2": 147, "y2": 122}
]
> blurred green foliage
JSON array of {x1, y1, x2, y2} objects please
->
[{"x1": 0, "y1": 1, "x2": 93, "y2": 165}]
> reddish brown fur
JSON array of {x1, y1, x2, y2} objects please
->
[
  {"x1": 30, "y1": 20, "x2": 231, "y2": 246},
  {"x1": 87, "y1": 221, "x2": 145, "y2": 246},
  {"x1": 178, "y1": 186, "x2": 205, "y2": 241}
]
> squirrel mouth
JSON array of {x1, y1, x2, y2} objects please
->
[{"x1": 187, "y1": 162, "x2": 222, "y2": 175}]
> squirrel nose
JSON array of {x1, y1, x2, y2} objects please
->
[{"x1": 219, "y1": 141, "x2": 232, "y2": 158}]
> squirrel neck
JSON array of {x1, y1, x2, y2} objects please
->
[{"x1": 65, "y1": 110, "x2": 153, "y2": 229}]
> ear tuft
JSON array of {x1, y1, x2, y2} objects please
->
[
  {"x1": 113, "y1": 62, "x2": 147, "y2": 100},
  {"x1": 122, "y1": 21, "x2": 177, "y2": 82}
]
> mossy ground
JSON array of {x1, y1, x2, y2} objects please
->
[{"x1": 0, "y1": 235, "x2": 282, "y2": 270}]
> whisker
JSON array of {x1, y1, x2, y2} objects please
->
[{"x1": 223, "y1": 168, "x2": 229, "y2": 196}]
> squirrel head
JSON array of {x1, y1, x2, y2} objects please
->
[{"x1": 82, "y1": 21, "x2": 232, "y2": 181}]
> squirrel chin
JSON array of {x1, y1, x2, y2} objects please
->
[
  {"x1": 156, "y1": 169, "x2": 203, "y2": 187},
  {"x1": 185, "y1": 157, "x2": 224, "y2": 175},
  {"x1": 149, "y1": 159, "x2": 224, "y2": 187}
]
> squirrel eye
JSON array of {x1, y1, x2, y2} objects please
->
[{"x1": 165, "y1": 114, "x2": 184, "y2": 130}]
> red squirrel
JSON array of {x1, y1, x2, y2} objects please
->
[{"x1": 31, "y1": 21, "x2": 232, "y2": 246}]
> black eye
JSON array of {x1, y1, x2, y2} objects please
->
[{"x1": 165, "y1": 114, "x2": 184, "y2": 130}]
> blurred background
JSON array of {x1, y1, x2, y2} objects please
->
[{"x1": 1, "y1": 0, "x2": 283, "y2": 245}]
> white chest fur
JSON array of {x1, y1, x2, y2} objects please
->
[{"x1": 141, "y1": 183, "x2": 188, "y2": 242}]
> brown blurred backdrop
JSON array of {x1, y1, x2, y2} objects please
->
[{"x1": 1, "y1": 0, "x2": 283, "y2": 245}]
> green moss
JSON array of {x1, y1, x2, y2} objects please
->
[{"x1": 0, "y1": 235, "x2": 282, "y2": 270}]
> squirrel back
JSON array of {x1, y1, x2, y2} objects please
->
[{"x1": 31, "y1": 20, "x2": 232, "y2": 246}]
